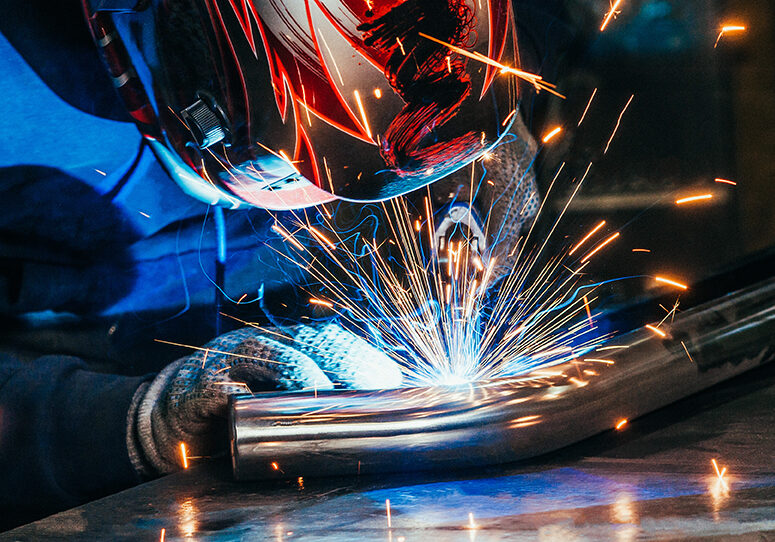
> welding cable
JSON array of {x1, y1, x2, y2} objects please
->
[{"x1": 213, "y1": 205, "x2": 227, "y2": 335}]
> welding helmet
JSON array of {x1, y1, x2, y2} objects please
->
[{"x1": 83, "y1": 0, "x2": 519, "y2": 210}]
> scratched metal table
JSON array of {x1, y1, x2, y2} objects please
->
[{"x1": 4, "y1": 360, "x2": 775, "y2": 541}]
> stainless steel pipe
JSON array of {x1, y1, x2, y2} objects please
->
[{"x1": 229, "y1": 278, "x2": 775, "y2": 480}]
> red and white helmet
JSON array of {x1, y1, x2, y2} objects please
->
[{"x1": 83, "y1": 0, "x2": 519, "y2": 210}]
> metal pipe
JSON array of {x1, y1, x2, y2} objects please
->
[{"x1": 229, "y1": 278, "x2": 775, "y2": 480}]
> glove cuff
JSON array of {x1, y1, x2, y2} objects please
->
[{"x1": 132, "y1": 359, "x2": 184, "y2": 475}]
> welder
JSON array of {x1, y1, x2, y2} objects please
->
[{"x1": 0, "y1": 0, "x2": 581, "y2": 527}]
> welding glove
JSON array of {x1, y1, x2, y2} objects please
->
[
  {"x1": 127, "y1": 322, "x2": 402, "y2": 475},
  {"x1": 429, "y1": 109, "x2": 540, "y2": 280}
]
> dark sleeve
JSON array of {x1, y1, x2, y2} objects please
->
[{"x1": 0, "y1": 354, "x2": 150, "y2": 524}]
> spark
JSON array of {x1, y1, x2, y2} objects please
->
[
  {"x1": 715, "y1": 178, "x2": 737, "y2": 186},
  {"x1": 238, "y1": 293, "x2": 248, "y2": 303},
  {"x1": 301, "y1": 84, "x2": 313, "y2": 127},
  {"x1": 278, "y1": 150, "x2": 298, "y2": 173},
  {"x1": 318, "y1": 31, "x2": 345, "y2": 86},
  {"x1": 468, "y1": 512, "x2": 477, "y2": 529},
  {"x1": 353, "y1": 90, "x2": 373, "y2": 140},
  {"x1": 676, "y1": 194, "x2": 713, "y2": 205},
  {"x1": 309, "y1": 226, "x2": 336, "y2": 250},
  {"x1": 94, "y1": 169, "x2": 107, "y2": 176},
  {"x1": 578, "y1": 88, "x2": 598, "y2": 126},
  {"x1": 446, "y1": 55, "x2": 452, "y2": 73},
  {"x1": 615, "y1": 418, "x2": 628, "y2": 430},
  {"x1": 160, "y1": 528, "x2": 166, "y2": 542},
  {"x1": 715, "y1": 25, "x2": 746, "y2": 48},
  {"x1": 309, "y1": 298, "x2": 334, "y2": 308},
  {"x1": 583, "y1": 295, "x2": 593, "y2": 326},
  {"x1": 180, "y1": 443, "x2": 189, "y2": 469},
  {"x1": 271, "y1": 461, "x2": 280, "y2": 471},
  {"x1": 600, "y1": 0, "x2": 624, "y2": 32},
  {"x1": 632, "y1": 248, "x2": 651, "y2": 253},
  {"x1": 542, "y1": 126, "x2": 563, "y2": 144},
  {"x1": 418, "y1": 33, "x2": 565, "y2": 98},
  {"x1": 569, "y1": 377, "x2": 588, "y2": 387},
  {"x1": 374, "y1": 88, "x2": 382, "y2": 99},
  {"x1": 604, "y1": 94, "x2": 634, "y2": 154},
  {"x1": 581, "y1": 232, "x2": 620, "y2": 263},
  {"x1": 502, "y1": 108, "x2": 517, "y2": 127},
  {"x1": 681, "y1": 340, "x2": 694, "y2": 363},
  {"x1": 569, "y1": 221, "x2": 606, "y2": 256},
  {"x1": 271, "y1": 224, "x2": 306, "y2": 251},
  {"x1": 583, "y1": 358, "x2": 615, "y2": 364},
  {"x1": 645, "y1": 324, "x2": 666, "y2": 338},
  {"x1": 711, "y1": 458, "x2": 728, "y2": 484},
  {"x1": 386, "y1": 499, "x2": 392, "y2": 528},
  {"x1": 396, "y1": 37, "x2": 405, "y2": 55},
  {"x1": 655, "y1": 276, "x2": 688, "y2": 290},
  {"x1": 138, "y1": 211, "x2": 151, "y2": 218}
]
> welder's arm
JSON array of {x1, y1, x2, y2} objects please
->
[
  {"x1": 0, "y1": 355, "x2": 148, "y2": 519},
  {"x1": 128, "y1": 323, "x2": 402, "y2": 475}
]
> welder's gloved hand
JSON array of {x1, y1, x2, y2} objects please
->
[
  {"x1": 127, "y1": 322, "x2": 402, "y2": 475},
  {"x1": 428, "y1": 109, "x2": 540, "y2": 282}
]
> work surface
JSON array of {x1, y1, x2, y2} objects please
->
[{"x1": 6, "y1": 362, "x2": 775, "y2": 541}]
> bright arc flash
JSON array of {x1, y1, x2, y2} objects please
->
[
  {"x1": 542, "y1": 126, "x2": 563, "y2": 144},
  {"x1": 655, "y1": 276, "x2": 688, "y2": 290},
  {"x1": 676, "y1": 194, "x2": 713, "y2": 205}
]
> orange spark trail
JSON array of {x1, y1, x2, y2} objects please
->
[
  {"x1": 271, "y1": 224, "x2": 305, "y2": 251},
  {"x1": 581, "y1": 232, "x2": 620, "y2": 263},
  {"x1": 681, "y1": 340, "x2": 695, "y2": 363},
  {"x1": 418, "y1": 33, "x2": 566, "y2": 98},
  {"x1": 578, "y1": 88, "x2": 598, "y2": 126},
  {"x1": 600, "y1": 0, "x2": 624, "y2": 32},
  {"x1": 655, "y1": 276, "x2": 688, "y2": 290},
  {"x1": 502, "y1": 108, "x2": 517, "y2": 127},
  {"x1": 309, "y1": 298, "x2": 334, "y2": 308},
  {"x1": 542, "y1": 126, "x2": 563, "y2": 144},
  {"x1": 583, "y1": 295, "x2": 593, "y2": 326},
  {"x1": 676, "y1": 194, "x2": 713, "y2": 205},
  {"x1": 604, "y1": 94, "x2": 634, "y2": 154},
  {"x1": 645, "y1": 324, "x2": 666, "y2": 337},
  {"x1": 180, "y1": 443, "x2": 189, "y2": 469},
  {"x1": 353, "y1": 90, "x2": 372, "y2": 140},
  {"x1": 715, "y1": 25, "x2": 746, "y2": 48},
  {"x1": 615, "y1": 418, "x2": 628, "y2": 430},
  {"x1": 715, "y1": 178, "x2": 737, "y2": 185},
  {"x1": 386, "y1": 499, "x2": 392, "y2": 528},
  {"x1": 569, "y1": 220, "x2": 606, "y2": 256}
]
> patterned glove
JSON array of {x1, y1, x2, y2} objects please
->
[
  {"x1": 127, "y1": 322, "x2": 402, "y2": 475},
  {"x1": 428, "y1": 109, "x2": 540, "y2": 279}
]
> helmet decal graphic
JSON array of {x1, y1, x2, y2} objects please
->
[{"x1": 207, "y1": 0, "x2": 510, "y2": 189}]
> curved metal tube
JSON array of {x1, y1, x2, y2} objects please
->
[{"x1": 230, "y1": 279, "x2": 775, "y2": 480}]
